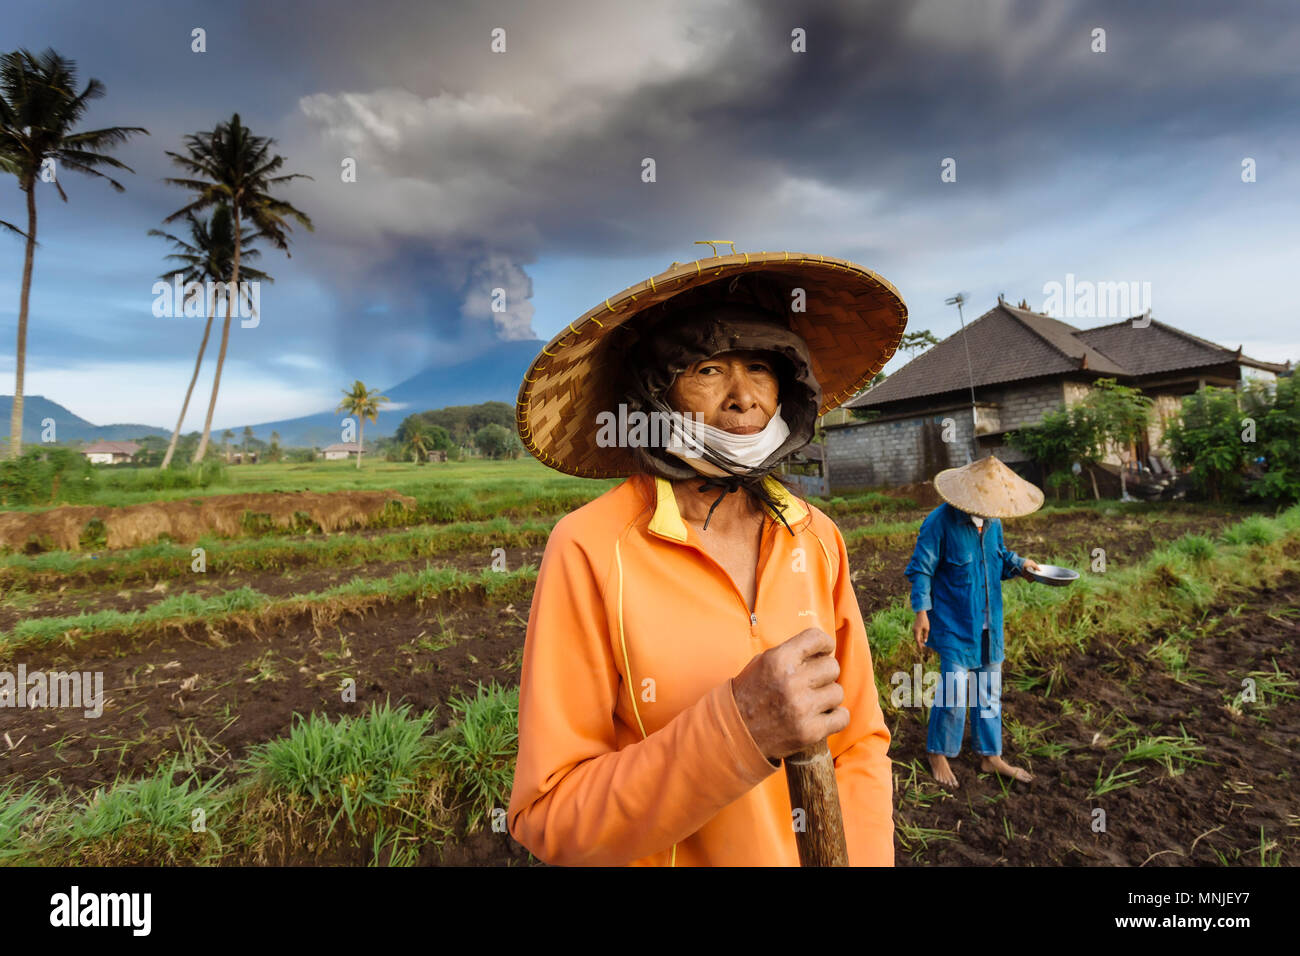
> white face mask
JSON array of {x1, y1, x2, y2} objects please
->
[{"x1": 663, "y1": 403, "x2": 791, "y2": 478}]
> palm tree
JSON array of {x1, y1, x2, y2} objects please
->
[
  {"x1": 336, "y1": 381, "x2": 390, "y2": 470},
  {"x1": 221, "y1": 428, "x2": 234, "y2": 463},
  {"x1": 0, "y1": 150, "x2": 26, "y2": 237},
  {"x1": 269, "y1": 430, "x2": 281, "y2": 463},
  {"x1": 242, "y1": 425, "x2": 254, "y2": 462},
  {"x1": 406, "y1": 423, "x2": 432, "y2": 464},
  {"x1": 162, "y1": 113, "x2": 313, "y2": 463},
  {"x1": 0, "y1": 48, "x2": 147, "y2": 458},
  {"x1": 149, "y1": 203, "x2": 268, "y2": 468}
]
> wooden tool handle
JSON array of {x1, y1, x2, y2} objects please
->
[{"x1": 783, "y1": 738, "x2": 849, "y2": 866}]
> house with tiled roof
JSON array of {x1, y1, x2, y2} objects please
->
[
  {"x1": 80, "y1": 440, "x2": 141, "y2": 465},
  {"x1": 823, "y1": 297, "x2": 1290, "y2": 490}
]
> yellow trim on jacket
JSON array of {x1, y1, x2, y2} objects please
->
[{"x1": 648, "y1": 474, "x2": 810, "y2": 541}]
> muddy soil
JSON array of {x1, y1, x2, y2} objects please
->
[
  {"x1": 0, "y1": 502, "x2": 1271, "y2": 866},
  {"x1": 0, "y1": 546, "x2": 546, "y2": 632},
  {"x1": 0, "y1": 590, "x2": 532, "y2": 796},
  {"x1": 891, "y1": 574, "x2": 1300, "y2": 866}
]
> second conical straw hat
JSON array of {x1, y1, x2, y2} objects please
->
[{"x1": 933, "y1": 455, "x2": 1045, "y2": 519}]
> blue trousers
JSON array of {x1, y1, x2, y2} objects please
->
[{"x1": 926, "y1": 629, "x2": 1003, "y2": 757}]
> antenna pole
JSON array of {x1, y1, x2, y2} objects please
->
[{"x1": 946, "y1": 293, "x2": 979, "y2": 463}]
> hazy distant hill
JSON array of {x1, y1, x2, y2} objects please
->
[
  {"x1": 0, "y1": 338, "x2": 548, "y2": 450},
  {"x1": 0, "y1": 395, "x2": 170, "y2": 444},
  {"x1": 236, "y1": 338, "x2": 546, "y2": 447}
]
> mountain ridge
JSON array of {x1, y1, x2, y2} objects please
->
[{"x1": 0, "y1": 338, "x2": 547, "y2": 448}]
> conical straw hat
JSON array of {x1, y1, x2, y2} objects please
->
[
  {"x1": 516, "y1": 244, "x2": 908, "y2": 478},
  {"x1": 933, "y1": 455, "x2": 1044, "y2": 519}
]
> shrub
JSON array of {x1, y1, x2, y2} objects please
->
[
  {"x1": 1008, "y1": 406, "x2": 1102, "y2": 500},
  {"x1": 0, "y1": 447, "x2": 97, "y2": 506},
  {"x1": 1246, "y1": 376, "x2": 1300, "y2": 504},
  {"x1": 1166, "y1": 386, "x2": 1253, "y2": 502}
]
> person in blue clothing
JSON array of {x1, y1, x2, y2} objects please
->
[{"x1": 905, "y1": 455, "x2": 1045, "y2": 789}]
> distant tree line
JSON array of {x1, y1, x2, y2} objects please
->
[{"x1": 384, "y1": 401, "x2": 524, "y2": 462}]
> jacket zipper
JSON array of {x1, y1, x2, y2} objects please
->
[{"x1": 654, "y1": 516, "x2": 772, "y2": 639}]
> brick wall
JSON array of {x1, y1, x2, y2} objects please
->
[
  {"x1": 826, "y1": 412, "x2": 976, "y2": 490},
  {"x1": 1062, "y1": 381, "x2": 1091, "y2": 408},
  {"x1": 995, "y1": 380, "x2": 1066, "y2": 431},
  {"x1": 826, "y1": 379, "x2": 1065, "y2": 490}
]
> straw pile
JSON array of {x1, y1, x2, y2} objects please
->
[{"x1": 0, "y1": 490, "x2": 418, "y2": 552}]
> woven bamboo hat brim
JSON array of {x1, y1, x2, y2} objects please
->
[
  {"x1": 933, "y1": 455, "x2": 1045, "y2": 519},
  {"x1": 516, "y1": 247, "x2": 908, "y2": 478}
]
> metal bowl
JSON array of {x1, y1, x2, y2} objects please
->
[{"x1": 1025, "y1": 564, "x2": 1080, "y2": 587}]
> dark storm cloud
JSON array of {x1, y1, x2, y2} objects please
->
[{"x1": 2, "y1": 0, "x2": 1296, "y2": 425}]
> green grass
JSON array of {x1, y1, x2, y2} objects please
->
[
  {"x1": 0, "y1": 515, "x2": 558, "y2": 593},
  {"x1": 53, "y1": 759, "x2": 227, "y2": 864},
  {"x1": 1089, "y1": 761, "x2": 1143, "y2": 796},
  {"x1": 866, "y1": 601, "x2": 912, "y2": 659},
  {"x1": 244, "y1": 701, "x2": 436, "y2": 839},
  {"x1": 896, "y1": 821, "x2": 959, "y2": 854},
  {"x1": 0, "y1": 783, "x2": 42, "y2": 862},
  {"x1": 1004, "y1": 715, "x2": 1069, "y2": 759},
  {"x1": 807, "y1": 492, "x2": 917, "y2": 515},
  {"x1": 1221, "y1": 515, "x2": 1280, "y2": 547},
  {"x1": 431, "y1": 682, "x2": 520, "y2": 833},
  {"x1": 1169, "y1": 534, "x2": 1216, "y2": 562},
  {"x1": 5, "y1": 458, "x2": 617, "y2": 515},
  {"x1": 1115, "y1": 726, "x2": 1209, "y2": 777},
  {"x1": 1227, "y1": 658, "x2": 1299, "y2": 711},
  {"x1": 841, "y1": 519, "x2": 925, "y2": 547},
  {"x1": 1145, "y1": 626, "x2": 1211, "y2": 684},
  {"x1": 0, "y1": 564, "x2": 539, "y2": 652},
  {"x1": 3, "y1": 691, "x2": 525, "y2": 865}
]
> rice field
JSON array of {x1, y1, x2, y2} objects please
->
[{"x1": 0, "y1": 459, "x2": 1295, "y2": 866}]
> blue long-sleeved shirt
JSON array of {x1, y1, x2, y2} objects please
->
[{"x1": 903, "y1": 503, "x2": 1026, "y2": 668}]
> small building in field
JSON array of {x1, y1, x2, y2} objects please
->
[
  {"x1": 825, "y1": 297, "x2": 1290, "y2": 491},
  {"x1": 81, "y1": 440, "x2": 141, "y2": 465},
  {"x1": 425, "y1": 449, "x2": 447, "y2": 462},
  {"x1": 321, "y1": 442, "x2": 363, "y2": 461}
]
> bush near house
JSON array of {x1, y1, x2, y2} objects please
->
[
  {"x1": 1007, "y1": 377, "x2": 1155, "y2": 501},
  {"x1": 1167, "y1": 378, "x2": 1300, "y2": 504}
]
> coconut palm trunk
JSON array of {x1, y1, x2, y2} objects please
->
[
  {"x1": 2, "y1": 49, "x2": 146, "y2": 459},
  {"x1": 161, "y1": 292, "x2": 216, "y2": 469},
  {"x1": 162, "y1": 114, "x2": 312, "y2": 463},
  {"x1": 9, "y1": 182, "x2": 36, "y2": 458},
  {"x1": 356, "y1": 416, "x2": 364, "y2": 470},
  {"x1": 193, "y1": 221, "x2": 240, "y2": 463}
]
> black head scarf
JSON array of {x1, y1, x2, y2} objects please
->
[{"x1": 614, "y1": 290, "x2": 823, "y2": 535}]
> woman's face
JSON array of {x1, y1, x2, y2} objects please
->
[{"x1": 665, "y1": 349, "x2": 779, "y2": 434}]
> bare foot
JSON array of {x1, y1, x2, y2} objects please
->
[
  {"x1": 927, "y1": 753, "x2": 959, "y2": 789},
  {"x1": 980, "y1": 755, "x2": 1033, "y2": 783}
]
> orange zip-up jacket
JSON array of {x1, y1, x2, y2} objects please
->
[{"x1": 507, "y1": 471, "x2": 895, "y2": 866}]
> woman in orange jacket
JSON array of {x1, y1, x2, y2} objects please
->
[{"x1": 508, "y1": 248, "x2": 908, "y2": 866}]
